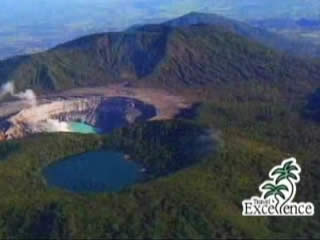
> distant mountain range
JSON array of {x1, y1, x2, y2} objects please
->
[
  {"x1": 201, "y1": 0, "x2": 320, "y2": 20},
  {"x1": 250, "y1": 18, "x2": 320, "y2": 47},
  {"x1": 251, "y1": 18, "x2": 320, "y2": 30}
]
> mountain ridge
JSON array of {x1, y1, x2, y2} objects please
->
[
  {"x1": 0, "y1": 14, "x2": 319, "y2": 93},
  {"x1": 160, "y1": 12, "x2": 320, "y2": 58}
]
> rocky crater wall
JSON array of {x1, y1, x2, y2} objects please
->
[{"x1": 0, "y1": 96, "x2": 156, "y2": 140}]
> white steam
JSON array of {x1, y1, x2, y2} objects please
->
[
  {"x1": 0, "y1": 82, "x2": 15, "y2": 97},
  {"x1": 0, "y1": 82, "x2": 37, "y2": 106},
  {"x1": 14, "y1": 89, "x2": 37, "y2": 106},
  {"x1": 0, "y1": 82, "x2": 69, "y2": 133},
  {"x1": 40, "y1": 119, "x2": 71, "y2": 133}
]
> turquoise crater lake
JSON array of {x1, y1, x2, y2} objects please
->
[
  {"x1": 68, "y1": 121, "x2": 99, "y2": 134},
  {"x1": 44, "y1": 151, "x2": 144, "y2": 193}
]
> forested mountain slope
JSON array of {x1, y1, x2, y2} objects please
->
[{"x1": 0, "y1": 20, "x2": 319, "y2": 92}]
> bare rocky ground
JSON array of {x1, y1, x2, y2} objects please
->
[
  {"x1": 0, "y1": 84, "x2": 192, "y2": 141},
  {"x1": 48, "y1": 85, "x2": 191, "y2": 120}
]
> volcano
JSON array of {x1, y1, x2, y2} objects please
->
[{"x1": 0, "y1": 85, "x2": 190, "y2": 141}]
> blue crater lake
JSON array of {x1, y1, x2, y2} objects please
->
[{"x1": 44, "y1": 151, "x2": 144, "y2": 193}]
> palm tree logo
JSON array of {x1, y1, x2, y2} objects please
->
[
  {"x1": 243, "y1": 157, "x2": 314, "y2": 216},
  {"x1": 259, "y1": 158, "x2": 301, "y2": 214},
  {"x1": 270, "y1": 159, "x2": 300, "y2": 213},
  {"x1": 261, "y1": 183, "x2": 288, "y2": 213}
]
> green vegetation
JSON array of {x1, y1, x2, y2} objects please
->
[
  {"x1": 105, "y1": 120, "x2": 215, "y2": 176},
  {"x1": 0, "y1": 20, "x2": 320, "y2": 239},
  {"x1": 0, "y1": 91, "x2": 320, "y2": 238},
  {"x1": 163, "y1": 12, "x2": 320, "y2": 58},
  {"x1": 1, "y1": 23, "x2": 320, "y2": 92},
  {"x1": 0, "y1": 141, "x2": 20, "y2": 161}
]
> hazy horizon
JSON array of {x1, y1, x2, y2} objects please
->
[{"x1": 0, "y1": 0, "x2": 319, "y2": 60}]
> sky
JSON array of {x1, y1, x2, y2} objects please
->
[{"x1": 1, "y1": 0, "x2": 319, "y2": 28}]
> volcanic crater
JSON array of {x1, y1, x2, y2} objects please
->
[{"x1": 0, "y1": 85, "x2": 191, "y2": 141}]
